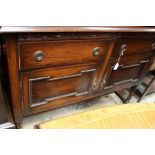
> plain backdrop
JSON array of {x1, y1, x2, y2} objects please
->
[{"x1": 0, "y1": 0, "x2": 155, "y2": 155}]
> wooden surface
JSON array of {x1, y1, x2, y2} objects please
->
[
  {"x1": 38, "y1": 103, "x2": 155, "y2": 129},
  {"x1": 0, "y1": 97, "x2": 15, "y2": 128},
  {"x1": 22, "y1": 64, "x2": 98, "y2": 115},
  {"x1": 19, "y1": 39, "x2": 111, "y2": 70},
  {"x1": 5, "y1": 35, "x2": 23, "y2": 126},
  {"x1": 0, "y1": 40, "x2": 15, "y2": 128},
  {"x1": 2, "y1": 27, "x2": 155, "y2": 126},
  {"x1": 1, "y1": 26, "x2": 155, "y2": 33}
]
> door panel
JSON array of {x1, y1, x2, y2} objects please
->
[
  {"x1": 103, "y1": 54, "x2": 152, "y2": 89},
  {"x1": 22, "y1": 64, "x2": 100, "y2": 115}
]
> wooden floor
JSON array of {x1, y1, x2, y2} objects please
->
[{"x1": 37, "y1": 103, "x2": 155, "y2": 129}]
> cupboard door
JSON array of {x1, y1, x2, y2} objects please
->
[
  {"x1": 103, "y1": 54, "x2": 152, "y2": 90},
  {"x1": 22, "y1": 64, "x2": 101, "y2": 115}
]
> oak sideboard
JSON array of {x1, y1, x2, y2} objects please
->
[
  {"x1": 1, "y1": 26, "x2": 155, "y2": 127},
  {"x1": 0, "y1": 36, "x2": 15, "y2": 128}
]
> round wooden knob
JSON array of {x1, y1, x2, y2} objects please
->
[
  {"x1": 93, "y1": 47, "x2": 100, "y2": 56},
  {"x1": 152, "y1": 43, "x2": 155, "y2": 50},
  {"x1": 34, "y1": 50, "x2": 45, "y2": 61}
]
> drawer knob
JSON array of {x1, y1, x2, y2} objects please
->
[
  {"x1": 152, "y1": 43, "x2": 155, "y2": 50},
  {"x1": 34, "y1": 51, "x2": 45, "y2": 61},
  {"x1": 93, "y1": 47, "x2": 100, "y2": 56}
]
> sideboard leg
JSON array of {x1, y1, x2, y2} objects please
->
[
  {"x1": 5, "y1": 35, "x2": 23, "y2": 129},
  {"x1": 137, "y1": 75, "x2": 155, "y2": 102},
  {"x1": 125, "y1": 86, "x2": 137, "y2": 103},
  {"x1": 15, "y1": 123, "x2": 22, "y2": 129},
  {"x1": 115, "y1": 86, "x2": 137, "y2": 104},
  {"x1": 115, "y1": 91, "x2": 127, "y2": 103}
]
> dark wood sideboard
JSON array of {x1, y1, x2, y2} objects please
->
[
  {"x1": 0, "y1": 83, "x2": 15, "y2": 129},
  {"x1": 0, "y1": 26, "x2": 155, "y2": 128},
  {"x1": 0, "y1": 36, "x2": 15, "y2": 128}
]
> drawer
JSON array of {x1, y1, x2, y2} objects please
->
[
  {"x1": 116, "y1": 53, "x2": 151, "y2": 67},
  {"x1": 113, "y1": 38, "x2": 155, "y2": 57},
  {"x1": 19, "y1": 40, "x2": 112, "y2": 70},
  {"x1": 22, "y1": 64, "x2": 99, "y2": 115},
  {"x1": 105, "y1": 54, "x2": 152, "y2": 87}
]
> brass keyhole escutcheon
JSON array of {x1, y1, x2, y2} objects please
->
[{"x1": 92, "y1": 82, "x2": 97, "y2": 90}]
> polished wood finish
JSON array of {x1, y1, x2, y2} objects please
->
[
  {"x1": 1, "y1": 26, "x2": 155, "y2": 126},
  {"x1": 37, "y1": 103, "x2": 155, "y2": 129},
  {"x1": 22, "y1": 64, "x2": 99, "y2": 115},
  {"x1": 0, "y1": 99, "x2": 15, "y2": 128},
  {"x1": 0, "y1": 38, "x2": 15, "y2": 128},
  {"x1": 113, "y1": 38, "x2": 155, "y2": 57},
  {"x1": 105, "y1": 56, "x2": 150, "y2": 87},
  {"x1": 1, "y1": 26, "x2": 155, "y2": 33},
  {"x1": 19, "y1": 39, "x2": 112, "y2": 70},
  {"x1": 5, "y1": 35, "x2": 23, "y2": 126},
  {"x1": 0, "y1": 83, "x2": 15, "y2": 129},
  {"x1": 94, "y1": 41, "x2": 115, "y2": 90}
]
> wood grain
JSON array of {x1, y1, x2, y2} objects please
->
[
  {"x1": 22, "y1": 64, "x2": 99, "y2": 115},
  {"x1": 38, "y1": 103, "x2": 155, "y2": 129},
  {"x1": 19, "y1": 40, "x2": 111, "y2": 70},
  {"x1": 5, "y1": 35, "x2": 23, "y2": 125},
  {"x1": 0, "y1": 36, "x2": 15, "y2": 128},
  {"x1": 113, "y1": 38, "x2": 155, "y2": 57},
  {"x1": 2, "y1": 27, "x2": 155, "y2": 126}
]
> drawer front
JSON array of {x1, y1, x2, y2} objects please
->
[
  {"x1": 22, "y1": 64, "x2": 99, "y2": 115},
  {"x1": 116, "y1": 53, "x2": 151, "y2": 67},
  {"x1": 113, "y1": 38, "x2": 155, "y2": 57},
  {"x1": 104, "y1": 54, "x2": 152, "y2": 88},
  {"x1": 19, "y1": 40, "x2": 112, "y2": 70}
]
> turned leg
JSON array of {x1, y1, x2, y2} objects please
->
[
  {"x1": 115, "y1": 86, "x2": 137, "y2": 104},
  {"x1": 137, "y1": 76, "x2": 155, "y2": 102},
  {"x1": 115, "y1": 91, "x2": 127, "y2": 103},
  {"x1": 124, "y1": 86, "x2": 137, "y2": 103}
]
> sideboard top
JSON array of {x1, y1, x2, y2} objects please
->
[{"x1": 1, "y1": 26, "x2": 155, "y2": 33}]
